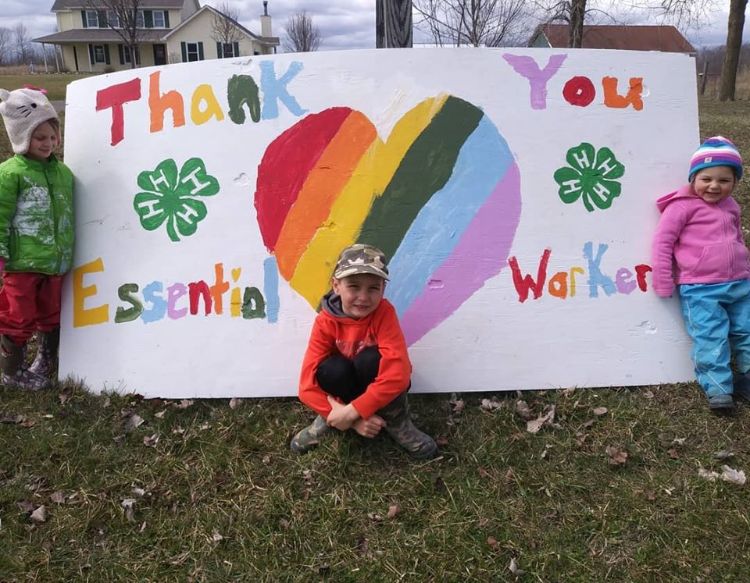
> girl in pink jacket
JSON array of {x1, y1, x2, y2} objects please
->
[{"x1": 652, "y1": 136, "x2": 749, "y2": 412}]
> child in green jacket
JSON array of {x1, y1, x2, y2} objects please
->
[{"x1": 0, "y1": 87, "x2": 74, "y2": 390}]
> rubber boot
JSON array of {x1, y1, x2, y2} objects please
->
[
  {"x1": 378, "y1": 393, "x2": 438, "y2": 459},
  {"x1": 0, "y1": 335, "x2": 49, "y2": 391},
  {"x1": 290, "y1": 415, "x2": 331, "y2": 453},
  {"x1": 29, "y1": 328, "x2": 60, "y2": 377}
]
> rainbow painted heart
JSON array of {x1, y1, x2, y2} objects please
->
[{"x1": 255, "y1": 94, "x2": 521, "y2": 344}]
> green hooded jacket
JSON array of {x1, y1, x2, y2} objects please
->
[{"x1": 0, "y1": 154, "x2": 74, "y2": 275}]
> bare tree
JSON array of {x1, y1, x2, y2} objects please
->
[
  {"x1": 414, "y1": 0, "x2": 531, "y2": 47},
  {"x1": 718, "y1": 0, "x2": 747, "y2": 100},
  {"x1": 655, "y1": 0, "x2": 745, "y2": 101},
  {"x1": 86, "y1": 0, "x2": 143, "y2": 69},
  {"x1": 283, "y1": 11, "x2": 322, "y2": 52},
  {"x1": 211, "y1": 1, "x2": 242, "y2": 57},
  {"x1": 0, "y1": 27, "x2": 11, "y2": 66},
  {"x1": 13, "y1": 23, "x2": 30, "y2": 64}
]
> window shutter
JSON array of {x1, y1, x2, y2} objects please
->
[
  {"x1": 135, "y1": 47, "x2": 140, "y2": 65},
  {"x1": 98, "y1": 11, "x2": 106, "y2": 28},
  {"x1": 81, "y1": 10, "x2": 87, "y2": 28},
  {"x1": 198, "y1": 42, "x2": 204, "y2": 60},
  {"x1": 104, "y1": 45, "x2": 110, "y2": 65},
  {"x1": 233, "y1": 42, "x2": 239, "y2": 57},
  {"x1": 164, "y1": 12, "x2": 170, "y2": 28},
  {"x1": 118, "y1": 44, "x2": 124, "y2": 64},
  {"x1": 180, "y1": 42, "x2": 187, "y2": 62},
  {"x1": 88, "y1": 44, "x2": 94, "y2": 64},
  {"x1": 145, "y1": 10, "x2": 153, "y2": 28},
  {"x1": 216, "y1": 42, "x2": 222, "y2": 58}
]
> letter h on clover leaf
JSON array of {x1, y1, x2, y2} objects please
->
[
  {"x1": 134, "y1": 158, "x2": 220, "y2": 242},
  {"x1": 553, "y1": 143, "x2": 625, "y2": 212}
]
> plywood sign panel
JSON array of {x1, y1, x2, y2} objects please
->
[{"x1": 60, "y1": 48, "x2": 697, "y2": 397}]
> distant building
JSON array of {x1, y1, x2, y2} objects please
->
[
  {"x1": 528, "y1": 24, "x2": 695, "y2": 55},
  {"x1": 34, "y1": 0, "x2": 279, "y2": 73}
]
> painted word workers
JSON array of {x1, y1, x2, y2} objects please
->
[
  {"x1": 72, "y1": 258, "x2": 280, "y2": 327},
  {"x1": 508, "y1": 242, "x2": 652, "y2": 302},
  {"x1": 95, "y1": 60, "x2": 306, "y2": 145}
]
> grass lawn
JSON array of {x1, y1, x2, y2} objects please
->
[
  {"x1": 0, "y1": 72, "x2": 90, "y2": 103},
  {"x1": 1, "y1": 76, "x2": 750, "y2": 580}
]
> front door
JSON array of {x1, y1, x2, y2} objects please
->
[{"x1": 153, "y1": 44, "x2": 166, "y2": 65}]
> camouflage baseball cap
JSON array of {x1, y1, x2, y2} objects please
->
[{"x1": 333, "y1": 244, "x2": 389, "y2": 280}]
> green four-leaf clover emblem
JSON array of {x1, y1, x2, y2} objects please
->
[
  {"x1": 553, "y1": 143, "x2": 625, "y2": 212},
  {"x1": 134, "y1": 158, "x2": 220, "y2": 242}
]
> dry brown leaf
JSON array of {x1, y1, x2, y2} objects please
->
[
  {"x1": 58, "y1": 393, "x2": 70, "y2": 405},
  {"x1": 699, "y1": 467, "x2": 719, "y2": 481},
  {"x1": 121, "y1": 498, "x2": 136, "y2": 522},
  {"x1": 125, "y1": 414, "x2": 144, "y2": 432},
  {"x1": 486, "y1": 536, "x2": 498, "y2": 550},
  {"x1": 667, "y1": 448, "x2": 680, "y2": 459},
  {"x1": 436, "y1": 435, "x2": 449, "y2": 447},
  {"x1": 481, "y1": 398, "x2": 503, "y2": 412},
  {"x1": 211, "y1": 530, "x2": 224, "y2": 542},
  {"x1": 714, "y1": 450, "x2": 735, "y2": 460},
  {"x1": 154, "y1": 410, "x2": 166, "y2": 419},
  {"x1": 527, "y1": 406, "x2": 555, "y2": 434},
  {"x1": 386, "y1": 504, "x2": 400, "y2": 519},
  {"x1": 593, "y1": 407, "x2": 608, "y2": 416},
  {"x1": 176, "y1": 399, "x2": 193, "y2": 409},
  {"x1": 509, "y1": 557, "x2": 525, "y2": 576},
  {"x1": 19, "y1": 417, "x2": 36, "y2": 428},
  {"x1": 229, "y1": 397, "x2": 241, "y2": 410},
  {"x1": 143, "y1": 434, "x2": 159, "y2": 447},
  {"x1": 514, "y1": 400, "x2": 534, "y2": 420},
  {"x1": 449, "y1": 398, "x2": 465, "y2": 414},
  {"x1": 605, "y1": 445, "x2": 628, "y2": 465},
  {"x1": 1, "y1": 414, "x2": 25, "y2": 424},
  {"x1": 17, "y1": 500, "x2": 35, "y2": 513},
  {"x1": 367, "y1": 512, "x2": 383, "y2": 522},
  {"x1": 30, "y1": 505, "x2": 46, "y2": 523},
  {"x1": 582, "y1": 419, "x2": 595, "y2": 429},
  {"x1": 721, "y1": 465, "x2": 746, "y2": 485},
  {"x1": 50, "y1": 491, "x2": 66, "y2": 504}
]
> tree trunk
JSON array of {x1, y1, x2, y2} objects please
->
[
  {"x1": 379, "y1": 0, "x2": 413, "y2": 48},
  {"x1": 718, "y1": 0, "x2": 748, "y2": 101},
  {"x1": 376, "y1": 0, "x2": 385, "y2": 48},
  {"x1": 568, "y1": 0, "x2": 587, "y2": 48}
]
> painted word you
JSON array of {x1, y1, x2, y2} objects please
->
[
  {"x1": 508, "y1": 242, "x2": 652, "y2": 302},
  {"x1": 95, "y1": 61, "x2": 306, "y2": 146},
  {"x1": 72, "y1": 258, "x2": 280, "y2": 327},
  {"x1": 503, "y1": 54, "x2": 644, "y2": 111}
]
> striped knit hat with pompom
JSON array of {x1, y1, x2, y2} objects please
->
[{"x1": 689, "y1": 136, "x2": 743, "y2": 181}]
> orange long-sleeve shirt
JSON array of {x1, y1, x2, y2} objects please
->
[{"x1": 298, "y1": 298, "x2": 411, "y2": 420}]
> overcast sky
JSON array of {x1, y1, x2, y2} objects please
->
[{"x1": 2, "y1": 0, "x2": 748, "y2": 51}]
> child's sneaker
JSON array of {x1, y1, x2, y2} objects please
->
[
  {"x1": 734, "y1": 373, "x2": 750, "y2": 401},
  {"x1": 290, "y1": 416, "x2": 330, "y2": 453},
  {"x1": 1, "y1": 368, "x2": 49, "y2": 391},
  {"x1": 708, "y1": 393, "x2": 734, "y2": 412}
]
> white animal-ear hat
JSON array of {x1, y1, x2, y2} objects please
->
[{"x1": 0, "y1": 87, "x2": 59, "y2": 154}]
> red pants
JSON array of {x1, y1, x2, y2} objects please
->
[{"x1": 0, "y1": 272, "x2": 63, "y2": 345}]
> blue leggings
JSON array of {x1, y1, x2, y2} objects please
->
[{"x1": 679, "y1": 280, "x2": 750, "y2": 397}]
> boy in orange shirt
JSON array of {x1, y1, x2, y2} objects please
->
[{"x1": 291, "y1": 243, "x2": 438, "y2": 459}]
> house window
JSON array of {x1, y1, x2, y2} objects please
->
[
  {"x1": 222, "y1": 43, "x2": 236, "y2": 58},
  {"x1": 93, "y1": 45, "x2": 106, "y2": 63},
  {"x1": 86, "y1": 10, "x2": 99, "y2": 27},
  {"x1": 122, "y1": 45, "x2": 140, "y2": 64},
  {"x1": 186, "y1": 43, "x2": 200, "y2": 61},
  {"x1": 152, "y1": 10, "x2": 166, "y2": 28},
  {"x1": 107, "y1": 11, "x2": 120, "y2": 27}
]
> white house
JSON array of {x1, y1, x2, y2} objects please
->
[{"x1": 34, "y1": 0, "x2": 279, "y2": 73}]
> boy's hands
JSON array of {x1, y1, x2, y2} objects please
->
[
  {"x1": 352, "y1": 415, "x2": 386, "y2": 439},
  {"x1": 326, "y1": 395, "x2": 361, "y2": 431}
]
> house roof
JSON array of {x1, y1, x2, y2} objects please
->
[
  {"x1": 163, "y1": 5, "x2": 279, "y2": 46},
  {"x1": 34, "y1": 28, "x2": 167, "y2": 43},
  {"x1": 529, "y1": 24, "x2": 695, "y2": 53},
  {"x1": 51, "y1": 0, "x2": 186, "y2": 9}
]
